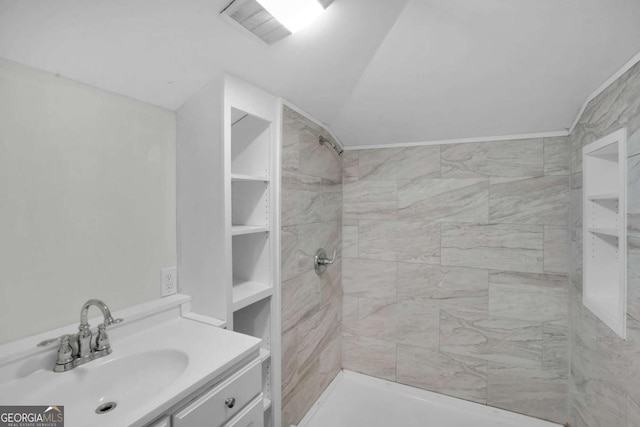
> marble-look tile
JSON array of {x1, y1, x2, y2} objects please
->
[
  {"x1": 544, "y1": 226, "x2": 570, "y2": 274},
  {"x1": 628, "y1": 397, "x2": 640, "y2": 427},
  {"x1": 281, "y1": 106, "x2": 342, "y2": 427},
  {"x1": 343, "y1": 225, "x2": 358, "y2": 258},
  {"x1": 343, "y1": 179, "x2": 397, "y2": 220},
  {"x1": 570, "y1": 226, "x2": 583, "y2": 292},
  {"x1": 628, "y1": 154, "x2": 640, "y2": 235},
  {"x1": 319, "y1": 258, "x2": 342, "y2": 309},
  {"x1": 570, "y1": 172, "x2": 582, "y2": 228},
  {"x1": 570, "y1": 373, "x2": 628, "y2": 427},
  {"x1": 487, "y1": 362, "x2": 568, "y2": 423},
  {"x1": 342, "y1": 295, "x2": 358, "y2": 335},
  {"x1": 628, "y1": 236, "x2": 640, "y2": 324},
  {"x1": 396, "y1": 300, "x2": 440, "y2": 349},
  {"x1": 342, "y1": 333, "x2": 396, "y2": 381},
  {"x1": 342, "y1": 150, "x2": 359, "y2": 182},
  {"x1": 440, "y1": 309, "x2": 543, "y2": 368},
  {"x1": 281, "y1": 325, "x2": 299, "y2": 400},
  {"x1": 441, "y1": 223, "x2": 544, "y2": 273},
  {"x1": 576, "y1": 61, "x2": 640, "y2": 148},
  {"x1": 397, "y1": 178, "x2": 489, "y2": 223},
  {"x1": 318, "y1": 334, "x2": 342, "y2": 387},
  {"x1": 282, "y1": 304, "x2": 341, "y2": 427},
  {"x1": 282, "y1": 172, "x2": 342, "y2": 226},
  {"x1": 567, "y1": 61, "x2": 640, "y2": 427},
  {"x1": 343, "y1": 258, "x2": 396, "y2": 298},
  {"x1": 489, "y1": 176, "x2": 570, "y2": 225},
  {"x1": 282, "y1": 221, "x2": 341, "y2": 282},
  {"x1": 282, "y1": 107, "x2": 302, "y2": 173},
  {"x1": 629, "y1": 127, "x2": 640, "y2": 157},
  {"x1": 489, "y1": 271, "x2": 568, "y2": 323},
  {"x1": 594, "y1": 320, "x2": 640, "y2": 411},
  {"x1": 281, "y1": 227, "x2": 301, "y2": 282},
  {"x1": 282, "y1": 358, "x2": 321, "y2": 426},
  {"x1": 299, "y1": 128, "x2": 343, "y2": 181},
  {"x1": 358, "y1": 146, "x2": 440, "y2": 180},
  {"x1": 358, "y1": 220, "x2": 440, "y2": 264},
  {"x1": 282, "y1": 270, "x2": 321, "y2": 334},
  {"x1": 441, "y1": 139, "x2": 544, "y2": 178},
  {"x1": 397, "y1": 264, "x2": 489, "y2": 311},
  {"x1": 542, "y1": 319, "x2": 569, "y2": 377},
  {"x1": 357, "y1": 297, "x2": 398, "y2": 341},
  {"x1": 296, "y1": 304, "x2": 341, "y2": 372},
  {"x1": 397, "y1": 344, "x2": 488, "y2": 404},
  {"x1": 544, "y1": 136, "x2": 571, "y2": 176}
]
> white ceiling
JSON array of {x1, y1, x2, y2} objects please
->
[{"x1": 1, "y1": 0, "x2": 640, "y2": 147}]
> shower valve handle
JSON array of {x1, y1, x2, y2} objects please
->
[{"x1": 314, "y1": 248, "x2": 336, "y2": 275}]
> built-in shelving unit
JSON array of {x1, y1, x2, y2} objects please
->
[
  {"x1": 224, "y1": 75, "x2": 281, "y2": 427},
  {"x1": 583, "y1": 128, "x2": 628, "y2": 339}
]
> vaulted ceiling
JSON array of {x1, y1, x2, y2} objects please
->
[{"x1": 2, "y1": 0, "x2": 640, "y2": 147}]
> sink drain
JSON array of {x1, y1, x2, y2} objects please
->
[{"x1": 95, "y1": 402, "x2": 117, "y2": 414}]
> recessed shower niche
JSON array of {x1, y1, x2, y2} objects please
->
[{"x1": 582, "y1": 128, "x2": 628, "y2": 339}]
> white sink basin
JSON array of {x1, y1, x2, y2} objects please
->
[
  {"x1": 0, "y1": 315, "x2": 261, "y2": 427},
  {"x1": 29, "y1": 350, "x2": 189, "y2": 412}
]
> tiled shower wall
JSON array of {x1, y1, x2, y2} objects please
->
[
  {"x1": 569, "y1": 62, "x2": 640, "y2": 427},
  {"x1": 281, "y1": 106, "x2": 343, "y2": 427},
  {"x1": 341, "y1": 140, "x2": 571, "y2": 423}
]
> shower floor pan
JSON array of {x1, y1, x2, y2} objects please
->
[{"x1": 295, "y1": 370, "x2": 561, "y2": 427}]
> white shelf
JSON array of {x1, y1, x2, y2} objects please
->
[
  {"x1": 231, "y1": 225, "x2": 269, "y2": 236},
  {"x1": 232, "y1": 280, "x2": 273, "y2": 311},
  {"x1": 587, "y1": 193, "x2": 619, "y2": 201},
  {"x1": 231, "y1": 173, "x2": 269, "y2": 182},
  {"x1": 588, "y1": 142, "x2": 619, "y2": 158},
  {"x1": 260, "y1": 348, "x2": 271, "y2": 362},
  {"x1": 582, "y1": 128, "x2": 627, "y2": 340},
  {"x1": 588, "y1": 227, "x2": 620, "y2": 237},
  {"x1": 263, "y1": 398, "x2": 272, "y2": 411}
]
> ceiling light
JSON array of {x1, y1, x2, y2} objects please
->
[{"x1": 255, "y1": 0, "x2": 324, "y2": 33}]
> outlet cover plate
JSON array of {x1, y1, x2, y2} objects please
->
[{"x1": 161, "y1": 267, "x2": 178, "y2": 297}]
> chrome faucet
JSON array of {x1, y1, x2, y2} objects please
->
[{"x1": 38, "y1": 299, "x2": 123, "y2": 372}]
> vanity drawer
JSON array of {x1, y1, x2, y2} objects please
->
[
  {"x1": 173, "y1": 357, "x2": 261, "y2": 427},
  {"x1": 147, "y1": 416, "x2": 170, "y2": 427},
  {"x1": 223, "y1": 396, "x2": 264, "y2": 427}
]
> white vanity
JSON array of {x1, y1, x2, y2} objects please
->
[{"x1": 0, "y1": 295, "x2": 263, "y2": 427}]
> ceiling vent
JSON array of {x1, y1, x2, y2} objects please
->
[{"x1": 221, "y1": 0, "x2": 333, "y2": 45}]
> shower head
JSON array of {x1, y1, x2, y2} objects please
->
[{"x1": 319, "y1": 135, "x2": 344, "y2": 157}]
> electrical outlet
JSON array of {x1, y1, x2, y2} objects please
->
[{"x1": 161, "y1": 267, "x2": 178, "y2": 297}]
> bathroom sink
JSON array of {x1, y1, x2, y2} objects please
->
[
  {"x1": 0, "y1": 315, "x2": 262, "y2": 427},
  {"x1": 28, "y1": 350, "x2": 189, "y2": 412}
]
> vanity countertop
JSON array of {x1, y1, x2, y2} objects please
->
[{"x1": 0, "y1": 314, "x2": 261, "y2": 426}]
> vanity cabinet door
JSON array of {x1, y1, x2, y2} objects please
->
[
  {"x1": 173, "y1": 358, "x2": 261, "y2": 427},
  {"x1": 223, "y1": 396, "x2": 263, "y2": 427}
]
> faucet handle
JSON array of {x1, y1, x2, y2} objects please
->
[
  {"x1": 56, "y1": 335, "x2": 74, "y2": 365},
  {"x1": 95, "y1": 324, "x2": 111, "y2": 351}
]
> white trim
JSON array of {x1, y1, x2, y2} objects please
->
[
  {"x1": 281, "y1": 99, "x2": 345, "y2": 152},
  {"x1": 569, "y1": 49, "x2": 640, "y2": 134},
  {"x1": 344, "y1": 130, "x2": 569, "y2": 151}
]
